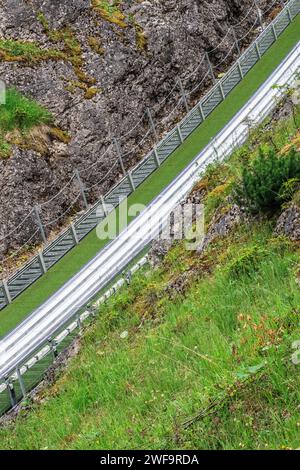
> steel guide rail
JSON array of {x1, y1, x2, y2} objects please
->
[
  {"x1": 0, "y1": 36, "x2": 299, "y2": 417},
  {"x1": 0, "y1": 0, "x2": 298, "y2": 311}
]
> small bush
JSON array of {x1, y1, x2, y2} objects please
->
[
  {"x1": 0, "y1": 88, "x2": 52, "y2": 133},
  {"x1": 227, "y1": 245, "x2": 267, "y2": 278},
  {"x1": 234, "y1": 147, "x2": 300, "y2": 213}
]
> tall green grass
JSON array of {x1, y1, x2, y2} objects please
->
[
  {"x1": 0, "y1": 88, "x2": 52, "y2": 132},
  {"x1": 0, "y1": 224, "x2": 299, "y2": 450},
  {"x1": 0, "y1": 88, "x2": 52, "y2": 158}
]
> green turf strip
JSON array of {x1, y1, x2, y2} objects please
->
[{"x1": 0, "y1": 16, "x2": 299, "y2": 337}]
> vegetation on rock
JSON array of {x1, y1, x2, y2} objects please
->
[{"x1": 0, "y1": 89, "x2": 52, "y2": 159}]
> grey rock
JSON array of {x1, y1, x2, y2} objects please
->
[
  {"x1": 0, "y1": 0, "x2": 271, "y2": 259},
  {"x1": 274, "y1": 204, "x2": 300, "y2": 241}
]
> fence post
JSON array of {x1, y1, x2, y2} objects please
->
[
  {"x1": 2, "y1": 280, "x2": 12, "y2": 304},
  {"x1": 153, "y1": 146, "x2": 161, "y2": 168},
  {"x1": 127, "y1": 170, "x2": 135, "y2": 191},
  {"x1": 70, "y1": 223, "x2": 79, "y2": 245},
  {"x1": 237, "y1": 59, "x2": 244, "y2": 80},
  {"x1": 5, "y1": 379, "x2": 17, "y2": 408},
  {"x1": 232, "y1": 28, "x2": 241, "y2": 56},
  {"x1": 254, "y1": 40, "x2": 261, "y2": 59},
  {"x1": 198, "y1": 102, "x2": 205, "y2": 122},
  {"x1": 77, "y1": 314, "x2": 82, "y2": 334},
  {"x1": 271, "y1": 23, "x2": 278, "y2": 41},
  {"x1": 286, "y1": 4, "x2": 293, "y2": 23},
  {"x1": 177, "y1": 124, "x2": 184, "y2": 144},
  {"x1": 146, "y1": 107, "x2": 158, "y2": 141},
  {"x1": 48, "y1": 338, "x2": 58, "y2": 361},
  {"x1": 100, "y1": 195, "x2": 109, "y2": 217},
  {"x1": 254, "y1": 0, "x2": 264, "y2": 29},
  {"x1": 114, "y1": 137, "x2": 126, "y2": 176},
  {"x1": 219, "y1": 82, "x2": 226, "y2": 100},
  {"x1": 16, "y1": 368, "x2": 26, "y2": 399},
  {"x1": 205, "y1": 52, "x2": 216, "y2": 84},
  {"x1": 177, "y1": 78, "x2": 189, "y2": 113},
  {"x1": 75, "y1": 170, "x2": 88, "y2": 209},
  {"x1": 38, "y1": 251, "x2": 47, "y2": 274},
  {"x1": 34, "y1": 205, "x2": 47, "y2": 244}
]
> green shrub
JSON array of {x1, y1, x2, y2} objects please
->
[
  {"x1": 227, "y1": 245, "x2": 268, "y2": 278},
  {"x1": 234, "y1": 147, "x2": 300, "y2": 213},
  {"x1": 0, "y1": 88, "x2": 52, "y2": 133}
]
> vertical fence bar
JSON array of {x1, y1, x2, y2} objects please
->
[
  {"x1": 237, "y1": 59, "x2": 244, "y2": 79},
  {"x1": 254, "y1": 40, "x2": 262, "y2": 59},
  {"x1": 75, "y1": 170, "x2": 88, "y2": 209},
  {"x1": 114, "y1": 138, "x2": 126, "y2": 176},
  {"x1": 100, "y1": 195, "x2": 109, "y2": 217},
  {"x1": 2, "y1": 280, "x2": 12, "y2": 304},
  {"x1": 198, "y1": 102, "x2": 205, "y2": 122},
  {"x1": 177, "y1": 124, "x2": 184, "y2": 144},
  {"x1": 16, "y1": 368, "x2": 26, "y2": 399},
  {"x1": 153, "y1": 146, "x2": 161, "y2": 168},
  {"x1": 146, "y1": 107, "x2": 158, "y2": 141},
  {"x1": 284, "y1": 0, "x2": 293, "y2": 22},
  {"x1": 232, "y1": 28, "x2": 241, "y2": 56},
  {"x1": 254, "y1": 0, "x2": 264, "y2": 28},
  {"x1": 271, "y1": 23, "x2": 278, "y2": 41},
  {"x1": 177, "y1": 78, "x2": 190, "y2": 113},
  {"x1": 5, "y1": 380, "x2": 16, "y2": 407},
  {"x1": 127, "y1": 171, "x2": 135, "y2": 191},
  {"x1": 34, "y1": 205, "x2": 47, "y2": 244},
  {"x1": 219, "y1": 82, "x2": 226, "y2": 100},
  {"x1": 71, "y1": 223, "x2": 79, "y2": 245},
  {"x1": 38, "y1": 251, "x2": 47, "y2": 274},
  {"x1": 205, "y1": 52, "x2": 216, "y2": 84}
]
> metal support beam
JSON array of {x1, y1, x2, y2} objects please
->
[
  {"x1": 16, "y1": 368, "x2": 27, "y2": 399},
  {"x1": 48, "y1": 338, "x2": 58, "y2": 361},
  {"x1": 153, "y1": 146, "x2": 161, "y2": 168},
  {"x1": 237, "y1": 59, "x2": 244, "y2": 79},
  {"x1": 70, "y1": 223, "x2": 79, "y2": 245},
  {"x1": 286, "y1": 4, "x2": 293, "y2": 23},
  {"x1": 254, "y1": 0, "x2": 264, "y2": 29},
  {"x1": 177, "y1": 78, "x2": 189, "y2": 113},
  {"x1": 100, "y1": 196, "x2": 109, "y2": 217},
  {"x1": 127, "y1": 171, "x2": 135, "y2": 192},
  {"x1": 198, "y1": 102, "x2": 205, "y2": 122},
  {"x1": 232, "y1": 28, "x2": 241, "y2": 56},
  {"x1": 38, "y1": 251, "x2": 47, "y2": 274},
  {"x1": 281, "y1": 0, "x2": 292, "y2": 21},
  {"x1": 205, "y1": 52, "x2": 216, "y2": 84},
  {"x1": 219, "y1": 83, "x2": 226, "y2": 101},
  {"x1": 114, "y1": 138, "x2": 126, "y2": 176},
  {"x1": 254, "y1": 41, "x2": 261, "y2": 59},
  {"x1": 5, "y1": 380, "x2": 17, "y2": 407},
  {"x1": 177, "y1": 124, "x2": 184, "y2": 144},
  {"x1": 34, "y1": 205, "x2": 47, "y2": 244},
  {"x1": 146, "y1": 107, "x2": 158, "y2": 141},
  {"x1": 2, "y1": 280, "x2": 12, "y2": 304},
  {"x1": 75, "y1": 170, "x2": 88, "y2": 209}
]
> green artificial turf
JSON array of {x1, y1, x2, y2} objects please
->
[{"x1": 0, "y1": 16, "x2": 299, "y2": 337}]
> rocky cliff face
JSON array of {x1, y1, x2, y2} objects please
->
[{"x1": 0, "y1": 0, "x2": 271, "y2": 261}]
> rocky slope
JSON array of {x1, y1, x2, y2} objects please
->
[{"x1": 0, "y1": 0, "x2": 272, "y2": 261}]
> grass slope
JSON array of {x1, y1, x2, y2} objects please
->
[
  {"x1": 0, "y1": 93, "x2": 300, "y2": 449},
  {"x1": 0, "y1": 16, "x2": 299, "y2": 337},
  {"x1": 0, "y1": 93, "x2": 299, "y2": 450}
]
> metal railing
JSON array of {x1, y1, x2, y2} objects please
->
[{"x1": 0, "y1": 0, "x2": 298, "y2": 314}]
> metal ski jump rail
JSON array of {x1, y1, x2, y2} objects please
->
[{"x1": 0, "y1": 32, "x2": 299, "y2": 416}]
